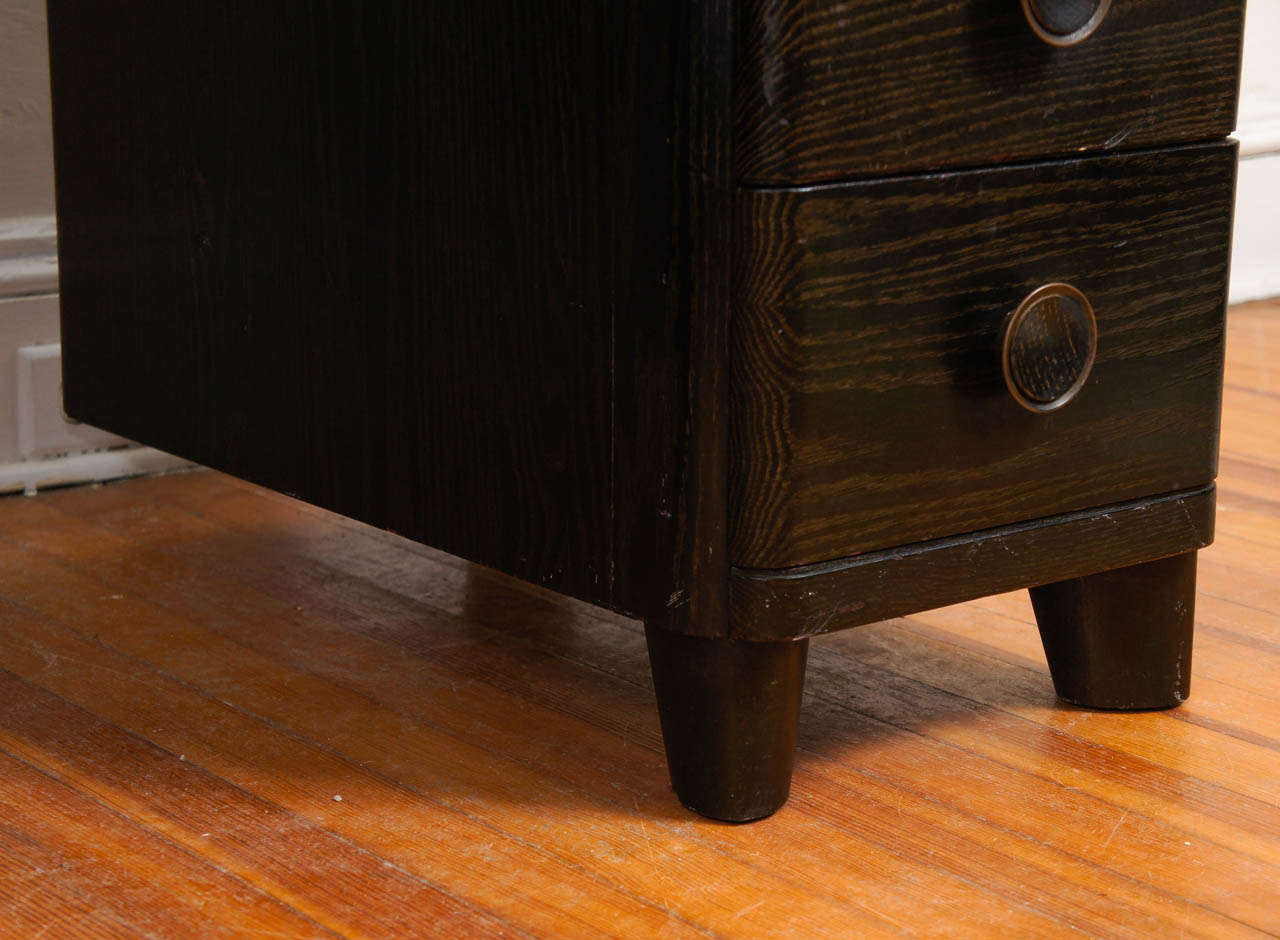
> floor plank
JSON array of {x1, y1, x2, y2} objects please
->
[
  {"x1": 0, "y1": 300, "x2": 1278, "y2": 938},
  {"x1": 0, "y1": 739, "x2": 341, "y2": 940}
]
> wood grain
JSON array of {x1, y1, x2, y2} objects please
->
[
  {"x1": 736, "y1": 0, "x2": 1245, "y2": 183},
  {"x1": 731, "y1": 142, "x2": 1236, "y2": 568},
  {"x1": 1, "y1": 483, "x2": 1108, "y2": 935},
  {"x1": 0, "y1": 673, "x2": 525, "y2": 939},
  {"x1": 0, "y1": 739, "x2": 341, "y2": 940},
  {"x1": 1, "y1": 296, "x2": 1277, "y2": 940},
  {"x1": 46, "y1": 1, "x2": 731, "y2": 627},
  {"x1": 730, "y1": 484, "x2": 1214, "y2": 641},
  {"x1": 641, "y1": 0, "x2": 736, "y2": 637}
]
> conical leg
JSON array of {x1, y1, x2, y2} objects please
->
[
  {"x1": 1031, "y1": 552, "x2": 1197, "y2": 710},
  {"x1": 645, "y1": 625, "x2": 808, "y2": 821}
]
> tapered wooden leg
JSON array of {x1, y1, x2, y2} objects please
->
[
  {"x1": 1030, "y1": 552, "x2": 1197, "y2": 710},
  {"x1": 644, "y1": 625, "x2": 809, "y2": 822}
]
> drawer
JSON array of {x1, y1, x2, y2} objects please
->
[
  {"x1": 730, "y1": 141, "x2": 1236, "y2": 569},
  {"x1": 736, "y1": 0, "x2": 1244, "y2": 184}
]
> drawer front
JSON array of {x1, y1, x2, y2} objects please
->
[
  {"x1": 731, "y1": 142, "x2": 1235, "y2": 569},
  {"x1": 736, "y1": 0, "x2": 1243, "y2": 184}
]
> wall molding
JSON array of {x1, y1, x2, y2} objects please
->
[
  {"x1": 0, "y1": 215, "x2": 58, "y2": 298},
  {"x1": 0, "y1": 448, "x2": 192, "y2": 497}
]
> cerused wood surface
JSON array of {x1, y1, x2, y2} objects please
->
[
  {"x1": 735, "y1": 0, "x2": 1245, "y2": 183},
  {"x1": 46, "y1": 1, "x2": 732, "y2": 628},
  {"x1": 0, "y1": 300, "x2": 1276, "y2": 938},
  {"x1": 731, "y1": 141, "x2": 1236, "y2": 569},
  {"x1": 729, "y1": 484, "x2": 1214, "y2": 641}
]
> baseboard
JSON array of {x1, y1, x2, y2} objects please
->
[
  {"x1": 1229, "y1": 150, "x2": 1280, "y2": 305},
  {"x1": 0, "y1": 448, "x2": 193, "y2": 497},
  {"x1": 0, "y1": 216, "x2": 58, "y2": 297},
  {"x1": 0, "y1": 291, "x2": 192, "y2": 493}
]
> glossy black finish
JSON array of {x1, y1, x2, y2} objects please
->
[
  {"x1": 645, "y1": 625, "x2": 809, "y2": 821},
  {"x1": 1031, "y1": 552, "x2": 1198, "y2": 709}
]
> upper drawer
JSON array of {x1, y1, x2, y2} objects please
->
[
  {"x1": 736, "y1": 0, "x2": 1244, "y2": 184},
  {"x1": 731, "y1": 141, "x2": 1235, "y2": 569}
]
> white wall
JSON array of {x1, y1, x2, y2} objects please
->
[
  {"x1": 0, "y1": 0, "x2": 57, "y2": 299},
  {"x1": 0, "y1": 0, "x2": 54, "y2": 219},
  {"x1": 1230, "y1": 0, "x2": 1280, "y2": 303}
]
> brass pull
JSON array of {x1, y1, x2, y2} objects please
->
[
  {"x1": 1021, "y1": 0, "x2": 1111, "y2": 46},
  {"x1": 1001, "y1": 283, "x2": 1097, "y2": 413}
]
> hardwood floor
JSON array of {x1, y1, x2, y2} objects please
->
[{"x1": 0, "y1": 301, "x2": 1277, "y2": 939}]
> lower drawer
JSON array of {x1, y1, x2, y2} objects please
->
[{"x1": 731, "y1": 141, "x2": 1237, "y2": 570}]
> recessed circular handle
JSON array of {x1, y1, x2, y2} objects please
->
[
  {"x1": 1021, "y1": 0, "x2": 1111, "y2": 46},
  {"x1": 1001, "y1": 283, "x2": 1097, "y2": 413}
]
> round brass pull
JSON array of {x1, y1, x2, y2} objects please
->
[
  {"x1": 1021, "y1": 0, "x2": 1111, "y2": 46},
  {"x1": 1001, "y1": 283, "x2": 1097, "y2": 413}
]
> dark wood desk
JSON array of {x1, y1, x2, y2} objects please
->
[{"x1": 47, "y1": 0, "x2": 1244, "y2": 820}]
